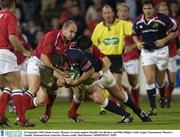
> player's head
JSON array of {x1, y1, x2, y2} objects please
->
[
  {"x1": 51, "y1": 54, "x2": 71, "y2": 72},
  {"x1": 76, "y1": 35, "x2": 92, "y2": 51},
  {"x1": 142, "y1": 0, "x2": 155, "y2": 19},
  {"x1": 102, "y1": 4, "x2": 115, "y2": 25},
  {"x1": 117, "y1": 3, "x2": 129, "y2": 20},
  {"x1": 62, "y1": 20, "x2": 77, "y2": 41},
  {"x1": 157, "y1": 2, "x2": 169, "y2": 16},
  {"x1": 0, "y1": 0, "x2": 16, "y2": 10}
]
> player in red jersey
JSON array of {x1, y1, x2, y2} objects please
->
[
  {"x1": 15, "y1": 26, "x2": 33, "y2": 90},
  {"x1": 0, "y1": 0, "x2": 33, "y2": 127},
  {"x1": 40, "y1": 36, "x2": 151, "y2": 123},
  {"x1": 8, "y1": 26, "x2": 33, "y2": 113},
  {"x1": 117, "y1": 3, "x2": 140, "y2": 107},
  {"x1": 23, "y1": 20, "x2": 77, "y2": 117},
  {"x1": 157, "y1": 2, "x2": 180, "y2": 107}
]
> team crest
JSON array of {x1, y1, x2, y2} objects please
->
[
  {"x1": 139, "y1": 25, "x2": 143, "y2": 29},
  {"x1": 152, "y1": 23, "x2": 158, "y2": 28}
]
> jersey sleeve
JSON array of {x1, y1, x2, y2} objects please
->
[
  {"x1": 74, "y1": 49, "x2": 93, "y2": 72},
  {"x1": 7, "y1": 15, "x2": 18, "y2": 35},
  {"x1": 92, "y1": 45, "x2": 105, "y2": 59},
  {"x1": 162, "y1": 14, "x2": 177, "y2": 32},
  {"x1": 40, "y1": 33, "x2": 55, "y2": 57},
  {"x1": 132, "y1": 17, "x2": 140, "y2": 36},
  {"x1": 124, "y1": 20, "x2": 133, "y2": 36},
  {"x1": 91, "y1": 24, "x2": 100, "y2": 46}
]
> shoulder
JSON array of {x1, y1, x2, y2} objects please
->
[
  {"x1": 94, "y1": 22, "x2": 104, "y2": 29},
  {"x1": 44, "y1": 30, "x2": 59, "y2": 40},
  {"x1": 157, "y1": 13, "x2": 170, "y2": 21}
]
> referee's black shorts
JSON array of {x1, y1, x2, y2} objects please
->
[{"x1": 107, "y1": 55, "x2": 123, "y2": 74}]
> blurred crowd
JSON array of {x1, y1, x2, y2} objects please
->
[{"x1": 14, "y1": 0, "x2": 180, "y2": 49}]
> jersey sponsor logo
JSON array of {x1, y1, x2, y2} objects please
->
[{"x1": 103, "y1": 37, "x2": 119, "y2": 45}]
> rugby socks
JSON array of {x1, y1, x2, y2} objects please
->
[
  {"x1": 12, "y1": 89, "x2": 26, "y2": 123},
  {"x1": 109, "y1": 95, "x2": 120, "y2": 106},
  {"x1": 45, "y1": 93, "x2": 57, "y2": 115},
  {"x1": 131, "y1": 85, "x2": 140, "y2": 107},
  {"x1": 146, "y1": 84, "x2": 156, "y2": 109},
  {"x1": 165, "y1": 84, "x2": 174, "y2": 102},
  {"x1": 23, "y1": 90, "x2": 35, "y2": 110},
  {"x1": 68, "y1": 95, "x2": 81, "y2": 117},
  {"x1": 156, "y1": 82, "x2": 165, "y2": 99},
  {"x1": 122, "y1": 91, "x2": 141, "y2": 115},
  {"x1": 0, "y1": 87, "x2": 11, "y2": 117},
  {"x1": 102, "y1": 98, "x2": 131, "y2": 117}
]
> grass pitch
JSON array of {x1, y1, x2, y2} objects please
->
[{"x1": 2, "y1": 99, "x2": 180, "y2": 130}]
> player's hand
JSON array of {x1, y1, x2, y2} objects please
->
[
  {"x1": 137, "y1": 42, "x2": 145, "y2": 50},
  {"x1": 91, "y1": 72, "x2": 101, "y2": 80},
  {"x1": 23, "y1": 50, "x2": 31, "y2": 57},
  {"x1": 54, "y1": 68, "x2": 67, "y2": 76},
  {"x1": 56, "y1": 76, "x2": 66, "y2": 87},
  {"x1": 124, "y1": 46, "x2": 133, "y2": 53},
  {"x1": 155, "y1": 39, "x2": 166, "y2": 47},
  {"x1": 65, "y1": 78, "x2": 78, "y2": 86}
]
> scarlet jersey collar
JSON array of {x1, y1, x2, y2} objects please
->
[{"x1": 0, "y1": 9, "x2": 14, "y2": 15}]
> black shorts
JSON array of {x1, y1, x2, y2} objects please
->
[{"x1": 107, "y1": 55, "x2": 123, "y2": 74}]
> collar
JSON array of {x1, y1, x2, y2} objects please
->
[
  {"x1": 141, "y1": 12, "x2": 158, "y2": 24},
  {"x1": 0, "y1": 9, "x2": 13, "y2": 15},
  {"x1": 103, "y1": 17, "x2": 116, "y2": 27}
]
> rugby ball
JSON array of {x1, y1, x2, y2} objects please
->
[{"x1": 69, "y1": 68, "x2": 81, "y2": 80}]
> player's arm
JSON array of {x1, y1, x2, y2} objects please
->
[
  {"x1": 155, "y1": 31, "x2": 178, "y2": 47},
  {"x1": 132, "y1": 18, "x2": 145, "y2": 50},
  {"x1": 66, "y1": 51, "x2": 94, "y2": 86},
  {"x1": 132, "y1": 35, "x2": 145, "y2": 50},
  {"x1": 92, "y1": 56, "x2": 111, "y2": 80},
  {"x1": 41, "y1": 54, "x2": 66, "y2": 76},
  {"x1": 73, "y1": 67, "x2": 94, "y2": 86},
  {"x1": 9, "y1": 35, "x2": 31, "y2": 57},
  {"x1": 124, "y1": 43, "x2": 137, "y2": 53},
  {"x1": 155, "y1": 15, "x2": 178, "y2": 47}
]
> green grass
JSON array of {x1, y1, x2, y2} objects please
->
[{"x1": 1, "y1": 99, "x2": 180, "y2": 130}]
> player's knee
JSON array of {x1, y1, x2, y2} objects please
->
[
  {"x1": 146, "y1": 77, "x2": 154, "y2": 85},
  {"x1": 36, "y1": 96, "x2": 48, "y2": 106},
  {"x1": 91, "y1": 94, "x2": 104, "y2": 104}
]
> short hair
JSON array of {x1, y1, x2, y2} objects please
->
[
  {"x1": 1, "y1": 0, "x2": 15, "y2": 9},
  {"x1": 76, "y1": 35, "x2": 92, "y2": 51},
  {"x1": 142, "y1": 0, "x2": 155, "y2": 7},
  {"x1": 117, "y1": 3, "x2": 129, "y2": 11},
  {"x1": 102, "y1": 4, "x2": 114, "y2": 13},
  {"x1": 156, "y1": 1, "x2": 168, "y2": 11},
  {"x1": 51, "y1": 54, "x2": 70, "y2": 70},
  {"x1": 62, "y1": 20, "x2": 76, "y2": 30}
]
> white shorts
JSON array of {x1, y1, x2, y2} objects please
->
[
  {"x1": 124, "y1": 59, "x2": 139, "y2": 75},
  {"x1": 0, "y1": 49, "x2": 19, "y2": 74},
  {"x1": 168, "y1": 56, "x2": 176, "y2": 73},
  {"x1": 85, "y1": 69, "x2": 116, "y2": 90},
  {"x1": 18, "y1": 59, "x2": 28, "y2": 75},
  {"x1": 141, "y1": 46, "x2": 169, "y2": 71},
  {"x1": 27, "y1": 56, "x2": 44, "y2": 75}
]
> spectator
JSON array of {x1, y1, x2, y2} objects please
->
[
  {"x1": 43, "y1": 0, "x2": 62, "y2": 30},
  {"x1": 86, "y1": 0, "x2": 103, "y2": 24},
  {"x1": 20, "y1": 0, "x2": 42, "y2": 22},
  {"x1": 69, "y1": 5, "x2": 86, "y2": 35}
]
